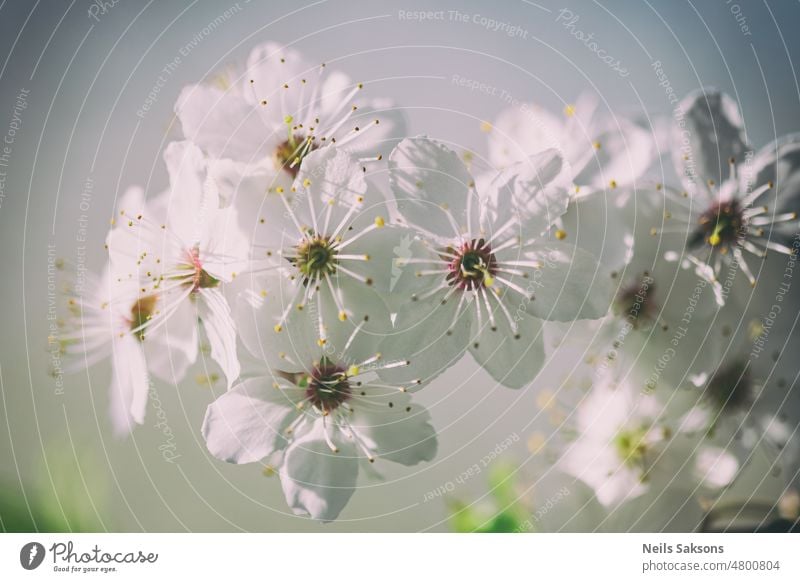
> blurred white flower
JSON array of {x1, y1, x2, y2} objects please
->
[
  {"x1": 653, "y1": 89, "x2": 800, "y2": 301},
  {"x1": 57, "y1": 257, "x2": 195, "y2": 436},
  {"x1": 487, "y1": 92, "x2": 655, "y2": 191},
  {"x1": 543, "y1": 186, "x2": 727, "y2": 393},
  {"x1": 105, "y1": 141, "x2": 248, "y2": 388},
  {"x1": 557, "y1": 375, "x2": 738, "y2": 508},
  {"x1": 678, "y1": 326, "x2": 800, "y2": 484}
]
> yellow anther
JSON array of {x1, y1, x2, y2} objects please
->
[
  {"x1": 708, "y1": 223, "x2": 724, "y2": 247},
  {"x1": 555, "y1": 229, "x2": 567, "y2": 240},
  {"x1": 338, "y1": 311, "x2": 347, "y2": 322},
  {"x1": 273, "y1": 324, "x2": 283, "y2": 333},
  {"x1": 347, "y1": 365, "x2": 360, "y2": 377},
  {"x1": 480, "y1": 120, "x2": 492, "y2": 132},
  {"x1": 374, "y1": 216, "x2": 385, "y2": 228},
  {"x1": 564, "y1": 104, "x2": 576, "y2": 117}
]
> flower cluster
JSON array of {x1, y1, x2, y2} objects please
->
[
  {"x1": 59, "y1": 42, "x2": 800, "y2": 527},
  {"x1": 448, "y1": 89, "x2": 800, "y2": 531}
]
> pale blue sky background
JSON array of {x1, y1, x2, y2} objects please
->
[{"x1": 1, "y1": 0, "x2": 799, "y2": 531}]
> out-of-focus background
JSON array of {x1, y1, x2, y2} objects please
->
[{"x1": 1, "y1": 0, "x2": 799, "y2": 532}]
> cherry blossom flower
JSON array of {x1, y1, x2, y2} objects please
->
[
  {"x1": 380, "y1": 136, "x2": 611, "y2": 389},
  {"x1": 203, "y1": 291, "x2": 435, "y2": 521},
  {"x1": 105, "y1": 141, "x2": 248, "y2": 388},
  {"x1": 57, "y1": 184, "x2": 196, "y2": 435},
  {"x1": 557, "y1": 374, "x2": 738, "y2": 508},
  {"x1": 234, "y1": 145, "x2": 407, "y2": 353},
  {"x1": 175, "y1": 42, "x2": 405, "y2": 246},
  {"x1": 652, "y1": 89, "x2": 800, "y2": 301}
]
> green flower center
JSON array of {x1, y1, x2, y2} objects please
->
[
  {"x1": 614, "y1": 426, "x2": 650, "y2": 472},
  {"x1": 292, "y1": 236, "x2": 337, "y2": 282},
  {"x1": 447, "y1": 239, "x2": 498, "y2": 291}
]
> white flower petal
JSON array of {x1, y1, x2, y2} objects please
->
[
  {"x1": 198, "y1": 288, "x2": 241, "y2": 389},
  {"x1": 108, "y1": 335, "x2": 149, "y2": 437},
  {"x1": 671, "y1": 88, "x2": 749, "y2": 186},
  {"x1": 243, "y1": 42, "x2": 312, "y2": 114},
  {"x1": 574, "y1": 118, "x2": 654, "y2": 190},
  {"x1": 202, "y1": 377, "x2": 297, "y2": 464},
  {"x1": 747, "y1": 133, "x2": 800, "y2": 233},
  {"x1": 514, "y1": 241, "x2": 612, "y2": 321},
  {"x1": 297, "y1": 146, "x2": 368, "y2": 203},
  {"x1": 389, "y1": 136, "x2": 476, "y2": 235},
  {"x1": 488, "y1": 103, "x2": 563, "y2": 169},
  {"x1": 175, "y1": 84, "x2": 267, "y2": 161},
  {"x1": 351, "y1": 391, "x2": 437, "y2": 466},
  {"x1": 695, "y1": 445, "x2": 739, "y2": 489},
  {"x1": 279, "y1": 421, "x2": 359, "y2": 521},
  {"x1": 208, "y1": 157, "x2": 284, "y2": 212},
  {"x1": 488, "y1": 149, "x2": 570, "y2": 237},
  {"x1": 340, "y1": 224, "x2": 413, "y2": 293},
  {"x1": 199, "y1": 205, "x2": 249, "y2": 282},
  {"x1": 148, "y1": 297, "x2": 199, "y2": 380},
  {"x1": 469, "y1": 306, "x2": 545, "y2": 390},
  {"x1": 557, "y1": 188, "x2": 635, "y2": 272},
  {"x1": 164, "y1": 140, "x2": 217, "y2": 244},
  {"x1": 378, "y1": 293, "x2": 471, "y2": 386},
  {"x1": 143, "y1": 323, "x2": 196, "y2": 385},
  {"x1": 558, "y1": 437, "x2": 645, "y2": 508}
]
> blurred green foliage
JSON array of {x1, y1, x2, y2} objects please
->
[
  {"x1": 1, "y1": 440, "x2": 109, "y2": 532},
  {"x1": 447, "y1": 461, "x2": 531, "y2": 533}
]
